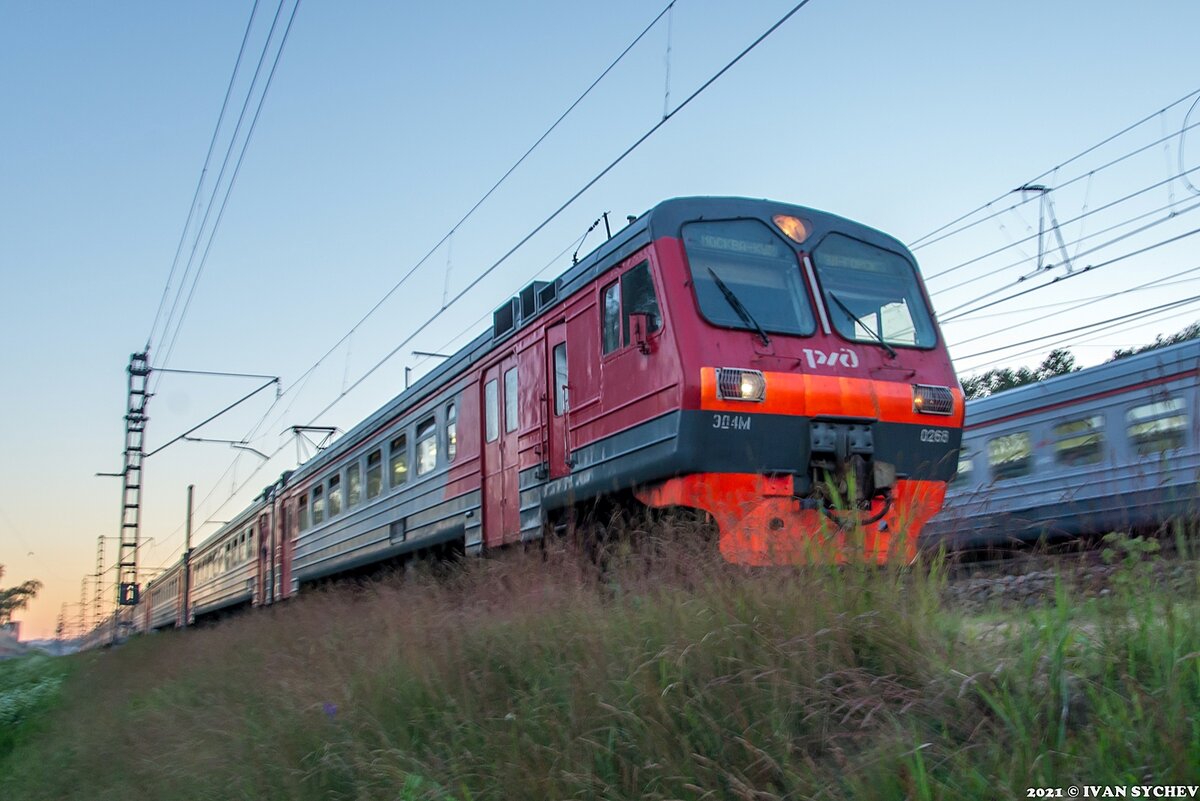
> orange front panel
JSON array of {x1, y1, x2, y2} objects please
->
[
  {"x1": 699, "y1": 368, "x2": 964, "y2": 427},
  {"x1": 636, "y1": 472, "x2": 947, "y2": 566}
]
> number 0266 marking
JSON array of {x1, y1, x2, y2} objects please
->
[
  {"x1": 920, "y1": 428, "x2": 949, "y2": 443},
  {"x1": 712, "y1": 414, "x2": 752, "y2": 431}
]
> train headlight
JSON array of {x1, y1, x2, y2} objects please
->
[
  {"x1": 717, "y1": 368, "x2": 766, "y2": 402},
  {"x1": 912, "y1": 384, "x2": 954, "y2": 415},
  {"x1": 772, "y1": 214, "x2": 812, "y2": 244}
]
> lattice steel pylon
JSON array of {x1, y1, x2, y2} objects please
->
[
  {"x1": 114, "y1": 351, "x2": 150, "y2": 641},
  {"x1": 92, "y1": 534, "x2": 104, "y2": 631}
]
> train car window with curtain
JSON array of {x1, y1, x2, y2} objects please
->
[
  {"x1": 347, "y1": 462, "x2": 361, "y2": 507},
  {"x1": 328, "y1": 474, "x2": 342, "y2": 517},
  {"x1": 601, "y1": 282, "x2": 620, "y2": 353},
  {"x1": 987, "y1": 431, "x2": 1032, "y2": 480},
  {"x1": 1053, "y1": 415, "x2": 1106, "y2": 465},
  {"x1": 1126, "y1": 398, "x2": 1187, "y2": 454},
  {"x1": 620, "y1": 262, "x2": 660, "y2": 342},
  {"x1": 297, "y1": 494, "x2": 309, "y2": 531},
  {"x1": 312, "y1": 484, "x2": 325, "y2": 525},
  {"x1": 683, "y1": 219, "x2": 815, "y2": 337},
  {"x1": 390, "y1": 435, "x2": 408, "y2": 487},
  {"x1": 446, "y1": 402, "x2": 457, "y2": 461},
  {"x1": 416, "y1": 418, "x2": 437, "y2": 475},
  {"x1": 485, "y1": 379, "x2": 499, "y2": 442},
  {"x1": 951, "y1": 449, "x2": 974, "y2": 484},
  {"x1": 504, "y1": 367, "x2": 519, "y2": 432}
]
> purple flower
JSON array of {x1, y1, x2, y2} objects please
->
[{"x1": 322, "y1": 702, "x2": 338, "y2": 720}]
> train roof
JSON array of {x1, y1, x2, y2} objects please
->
[
  {"x1": 963, "y1": 337, "x2": 1200, "y2": 428},
  {"x1": 285, "y1": 196, "x2": 909, "y2": 486}
]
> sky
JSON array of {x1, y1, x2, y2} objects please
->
[{"x1": 1, "y1": 0, "x2": 1198, "y2": 639}]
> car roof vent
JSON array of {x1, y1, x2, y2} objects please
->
[
  {"x1": 492, "y1": 297, "x2": 519, "y2": 340},
  {"x1": 519, "y1": 281, "x2": 549, "y2": 323},
  {"x1": 536, "y1": 279, "x2": 560, "y2": 312}
]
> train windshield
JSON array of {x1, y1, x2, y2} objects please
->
[
  {"x1": 810, "y1": 233, "x2": 937, "y2": 348},
  {"x1": 683, "y1": 219, "x2": 816, "y2": 337}
]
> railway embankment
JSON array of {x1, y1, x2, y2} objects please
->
[{"x1": 2, "y1": 533, "x2": 1198, "y2": 801}]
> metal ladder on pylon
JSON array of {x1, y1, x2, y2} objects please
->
[{"x1": 114, "y1": 351, "x2": 150, "y2": 641}]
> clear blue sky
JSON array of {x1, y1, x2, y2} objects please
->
[{"x1": 2, "y1": 0, "x2": 1198, "y2": 638}]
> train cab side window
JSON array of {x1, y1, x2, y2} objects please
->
[
  {"x1": 416, "y1": 417, "x2": 438, "y2": 475},
  {"x1": 988, "y1": 431, "x2": 1032, "y2": 480},
  {"x1": 366, "y1": 449, "x2": 382, "y2": 499},
  {"x1": 297, "y1": 495, "x2": 309, "y2": 532},
  {"x1": 391, "y1": 435, "x2": 409, "y2": 488},
  {"x1": 446, "y1": 402, "x2": 457, "y2": 462},
  {"x1": 312, "y1": 485, "x2": 325, "y2": 525},
  {"x1": 621, "y1": 262, "x2": 661, "y2": 342},
  {"x1": 553, "y1": 343, "x2": 568, "y2": 415},
  {"x1": 1053, "y1": 415, "x2": 1106, "y2": 466},
  {"x1": 347, "y1": 463, "x2": 361, "y2": 507},
  {"x1": 485, "y1": 379, "x2": 499, "y2": 442},
  {"x1": 601, "y1": 282, "x2": 621, "y2": 354},
  {"x1": 1126, "y1": 398, "x2": 1187, "y2": 455},
  {"x1": 504, "y1": 367, "x2": 519, "y2": 432}
]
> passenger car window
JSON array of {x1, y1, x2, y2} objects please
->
[
  {"x1": 1126, "y1": 398, "x2": 1187, "y2": 455},
  {"x1": 366, "y1": 449, "x2": 382, "y2": 499},
  {"x1": 297, "y1": 495, "x2": 309, "y2": 531},
  {"x1": 416, "y1": 418, "x2": 437, "y2": 475},
  {"x1": 391, "y1": 435, "x2": 408, "y2": 487},
  {"x1": 347, "y1": 463, "x2": 361, "y2": 507},
  {"x1": 620, "y1": 261, "x2": 661, "y2": 342},
  {"x1": 311, "y1": 485, "x2": 325, "y2": 524},
  {"x1": 988, "y1": 432, "x2": 1032, "y2": 480},
  {"x1": 328, "y1": 475, "x2": 342, "y2": 517},
  {"x1": 1053, "y1": 415, "x2": 1105, "y2": 466},
  {"x1": 951, "y1": 449, "x2": 974, "y2": 484},
  {"x1": 601, "y1": 282, "x2": 620, "y2": 354},
  {"x1": 446, "y1": 402, "x2": 457, "y2": 461}
]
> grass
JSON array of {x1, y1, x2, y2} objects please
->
[
  {"x1": 0, "y1": 652, "x2": 75, "y2": 762},
  {"x1": 1, "y1": 528, "x2": 1198, "y2": 801}
]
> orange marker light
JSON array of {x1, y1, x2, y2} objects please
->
[{"x1": 772, "y1": 214, "x2": 811, "y2": 244}]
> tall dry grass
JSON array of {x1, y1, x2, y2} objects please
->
[{"x1": 2, "y1": 524, "x2": 1198, "y2": 801}]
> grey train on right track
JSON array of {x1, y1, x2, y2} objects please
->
[{"x1": 922, "y1": 338, "x2": 1200, "y2": 550}]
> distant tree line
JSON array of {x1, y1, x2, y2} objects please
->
[{"x1": 960, "y1": 321, "x2": 1200, "y2": 400}]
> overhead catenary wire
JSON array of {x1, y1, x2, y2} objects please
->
[
  {"x1": 938, "y1": 224, "x2": 1200, "y2": 323},
  {"x1": 908, "y1": 85, "x2": 1200, "y2": 251},
  {"x1": 154, "y1": 0, "x2": 303, "y2": 380},
  {"x1": 147, "y1": 0, "x2": 822, "y2": 564}
]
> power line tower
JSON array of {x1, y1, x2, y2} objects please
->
[
  {"x1": 92, "y1": 534, "x2": 105, "y2": 631},
  {"x1": 114, "y1": 351, "x2": 151, "y2": 641}
]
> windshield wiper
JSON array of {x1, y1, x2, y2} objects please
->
[
  {"x1": 828, "y1": 292, "x2": 897, "y2": 359},
  {"x1": 707, "y1": 268, "x2": 770, "y2": 346}
]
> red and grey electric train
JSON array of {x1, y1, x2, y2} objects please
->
[{"x1": 138, "y1": 196, "x2": 964, "y2": 631}]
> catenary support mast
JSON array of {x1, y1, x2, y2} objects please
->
[{"x1": 114, "y1": 351, "x2": 150, "y2": 641}]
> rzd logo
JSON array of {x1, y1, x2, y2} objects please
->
[{"x1": 802, "y1": 348, "x2": 859, "y2": 369}]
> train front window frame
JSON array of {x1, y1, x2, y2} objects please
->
[
  {"x1": 620, "y1": 261, "x2": 661, "y2": 343},
  {"x1": 810, "y1": 232, "x2": 938, "y2": 350},
  {"x1": 682, "y1": 218, "x2": 816, "y2": 339},
  {"x1": 601, "y1": 282, "x2": 621, "y2": 354}
]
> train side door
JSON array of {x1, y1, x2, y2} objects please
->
[
  {"x1": 482, "y1": 357, "x2": 520, "y2": 547},
  {"x1": 545, "y1": 322, "x2": 572, "y2": 478}
]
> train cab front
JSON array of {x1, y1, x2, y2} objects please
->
[{"x1": 634, "y1": 198, "x2": 964, "y2": 565}]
